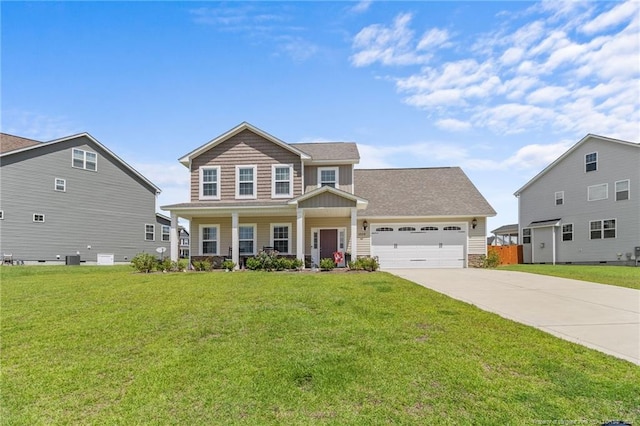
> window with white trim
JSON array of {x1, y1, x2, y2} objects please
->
[
  {"x1": 239, "y1": 225, "x2": 256, "y2": 255},
  {"x1": 272, "y1": 165, "x2": 293, "y2": 198},
  {"x1": 318, "y1": 167, "x2": 338, "y2": 188},
  {"x1": 272, "y1": 224, "x2": 291, "y2": 253},
  {"x1": 585, "y1": 152, "x2": 597, "y2": 172},
  {"x1": 555, "y1": 191, "x2": 564, "y2": 205},
  {"x1": 587, "y1": 183, "x2": 608, "y2": 201},
  {"x1": 199, "y1": 166, "x2": 220, "y2": 200},
  {"x1": 615, "y1": 180, "x2": 629, "y2": 201},
  {"x1": 162, "y1": 225, "x2": 170, "y2": 242},
  {"x1": 54, "y1": 178, "x2": 66, "y2": 192},
  {"x1": 562, "y1": 224, "x2": 573, "y2": 241},
  {"x1": 236, "y1": 166, "x2": 257, "y2": 198},
  {"x1": 72, "y1": 148, "x2": 97, "y2": 171},
  {"x1": 522, "y1": 228, "x2": 531, "y2": 244},
  {"x1": 145, "y1": 224, "x2": 155, "y2": 241},
  {"x1": 590, "y1": 219, "x2": 616, "y2": 240},
  {"x1": 339, "y1": 230, "x2": 345, "y2": 251},
  {"x1": 201, "y1": 225, "x2": 219, "y2": 255},
  {"x1": 33, "y1": 213, "x2": 45, "y2": 222}
]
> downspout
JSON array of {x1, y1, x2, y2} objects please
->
[{"x1": 552, "y1": 225, "x2": 557, "y2": 265}]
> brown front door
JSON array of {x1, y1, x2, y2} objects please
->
[{"x1": 319, "y1": 229, "x2": 338, "y2": 260}]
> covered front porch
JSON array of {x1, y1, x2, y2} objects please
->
[{"x1": 165, "y1": 186, "x2": 368, "y2": 269}]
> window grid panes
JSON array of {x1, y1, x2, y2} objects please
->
[
  {"x1": 555, "y1": 191, "x2": 564, "y2": 205},
  {"x1": 55, "y1": 178, "x2": 66, "y2": 192},
  {"x1": 273, "y1": 226, "x2": 289, "y2": 253},
  {"x1": 202, "y1": 226, "x2": 218, "y2": 255},
  {"x1": 522, "y1": 228, "x2": 531, "y2": 244},
  {"x1": 162, "y1": 225, "x2": 170, "y2": 242},
  {"x1": 238, "y1": 168, "x2": 254, "y2": 196},
  {"x1": 585, "y1": 152, "x2": 597, "y2": 172},
  {"x1": 202, "y1": 168, "x2": 218, "y2": 197},
  {"x1": 615, "y1": 180, "x2": 629, "y2": 201},
  {"x1": 588, "y1": 184, "x2": 607, "y2": 201},
  {"x1": 145, "y1": 224, "x2": 155, "y2": 241},
  {"x1": 603, "y1": 219, "x2": 616, "y2": 238},
  {"x1": 274, "y1": 166, "x2": 291, "y2": 196},
  {"x1": 72, "y1": 149, "x2": 97, "y2": 171},
  {"x1": 562, "y1": 224, "x2": 573, "y2": 241},
  {"x1": 33, "y1": 214, "x2": 45, "y2": 222},
  {"x1": 320, "y1": 170, "x2": 336, "y2": 187},
  {"x1": 239, "y1": 226, "x2": 254, "y2": 254}
]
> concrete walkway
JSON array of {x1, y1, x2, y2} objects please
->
[{"x1": 390, "y1": 268, "x2": 640, "y2": 365}]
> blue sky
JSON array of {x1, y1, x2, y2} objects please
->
[{"x1": 2, "y1": 1, "x2": 639, "y2": 232}]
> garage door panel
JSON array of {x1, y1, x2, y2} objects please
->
[{"x1": 371, "y1": 224, "x2": 466, "y2": 269}]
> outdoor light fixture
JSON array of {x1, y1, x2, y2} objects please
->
[
  {"x1": 471, "y1": 218, "x2": 478, "y2": 229},
  {"x1": 362, "y1": 220, "x2": 368, "y2": 231}
]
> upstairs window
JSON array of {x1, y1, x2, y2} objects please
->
[
  {"x1": 318, "y1": 167, "x2": 338, "y2": 188},
  {"x1": 587, "y1": 183, "x2": 608, "y2": 201},
  {"x1": 55, "y1": 178, "x2": 66, "y2": 192},
  {"x1": 162, "y1": 225, "x2": 170, "y2": 242},
  {"x1": 200, "y1": 166, "x2": 220, "y2": 200},
  {"x1": 522, "y1": 228, "x2": 531, "y2": 244},
  {"x1": 562, "y1": 224, "x2": 573, "y2": 241},
  {"x1": 33, "y1": 213, "x2": 45, "y2": 222},
  {"x1": 72, "y1": 148, "x2": 97, "y2": 171},
  {"x1": 555, "y1": 191, "x2": 564, "y2": 205},
  {"x1": 615, "y1": 180, "x2": 629, "y2": 201},
  {"x1": 585, "y1": 152, "x2": 597, "y2": 172},
  {"x1": 145, "y1": 224, "x2": 155, "y2": 241},
  {"x1": 272, "y1": 165, "x2": 293, "y2": 198},
  {"x1": 236, "y1": 166, "x2": 256, "y2": 199}
]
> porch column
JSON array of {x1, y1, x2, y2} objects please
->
[
  {"x1": 350, "y1": 207, "x2": 358, "y2": 259},
  {"x1": 231, "y1": 212, "x2": 239, "y2": 269},
  {"x1": 552, "y1": 225, "x2": 557, "y2": 265},
  {"x1": 170, "y1": 213, "x2": 179, "y2": 262},
  {"x1": 296, "y1": 209, "x2": 305, "y2": 267}
]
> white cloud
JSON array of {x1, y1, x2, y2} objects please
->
[
  {"x1": 350, "y1": 1, "x2": 640, "y2": 139},
  {"x1": 351, "y1": 13, "x2": 433, "y2": 66},
  {"x1": 436, "y1": 118, "x2": 471, "y2": 132},
  {"x1": 581, "y1": 0, "x2": 639, "y2": 34},
  {"x1": 1, "y1": 110, "x2": 79, "y2": 141},
  {"x1": 504, "y1": 141, "x2": 573, "y2": 169},
  {"x1": 350, "y1": 0, "x2": 372, "y2": 14}
]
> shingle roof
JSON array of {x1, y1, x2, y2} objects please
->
[
  {"x1": 354, "y1": 167, "x2": 496, "y2": 217},
  {"x1": 0, "y1": 133, "x2": 41, "y2": 153},
  {"x1": 291, "y1": 142, "x2": 359, "y2": 162},
  {"x1": 490, "y1": 224, "x2": 519, "y2": 235}
]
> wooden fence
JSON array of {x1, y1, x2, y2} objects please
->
[{"x1": 487, "y1": 245, "x2": 523, "y2": 265}]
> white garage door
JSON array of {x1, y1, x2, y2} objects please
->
[{"x1": 371, "y1": 224, "x2": 466, "y2": 269}]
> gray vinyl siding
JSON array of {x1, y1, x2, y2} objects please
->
[
  {"x1": 0, "y1": 136, "x2": 167, "y2": 262},
  {"x1": 190, "y1": 129, "x2": 303, "y2": 201},
  {"x1": 304, "y1": 165, "x2": 353, "y2": 194},
  {"x1": 519, "y1": 138, "x2": 640, "y2": 263}
]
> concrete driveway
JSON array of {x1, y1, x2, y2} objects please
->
[{"x1": 390, "y1": 268, "x2": 640, "y2": 365}]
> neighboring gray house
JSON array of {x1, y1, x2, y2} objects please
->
[
  {"x1": 514, "y1": 134, "x2": 640, "y2": 265},
  {"x1": 179, "y1": 227, "x2": 190, "y2": 258},
  {"x1": 0, "y1": 132, "x2": 170, "y2": 264},
  {"x1": 162, "y1": 122, "x2": 496, "y2": 269}
]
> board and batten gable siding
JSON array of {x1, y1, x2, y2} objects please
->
[
  {"x1": 519, "y1": 137, "x2": 640, "y2": 263},
  {"x1": 304, "y1": 165, "x2": 353, "y2": 194},
  {"x1": 190, "y1": 129, "x2": 302, "y2": 202},
  {"x1": 298, "y1": 192, "x2": 357, "y2": 209},
  {"x1": 191, "y1": 215, "x2": 298, "y2": 256},
  {"x1": 0, "y1": 135, "x2": 167, "y2": 262}
]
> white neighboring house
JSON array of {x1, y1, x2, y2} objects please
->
[{"x1": 514, "y1": 134, "x2": 640, "y2": 265}]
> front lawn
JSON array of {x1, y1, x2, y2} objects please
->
[
  {"x1": 2, "y1": 266, "x2": 639, "y2": 424},
  {"x1": 499, "y1": 264, "x2": 640, "y2": 290}
]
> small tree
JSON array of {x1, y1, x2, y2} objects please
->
[{"x1": 131, "y1": 253, "x2": 157, "y2": 273}]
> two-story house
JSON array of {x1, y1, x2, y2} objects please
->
[
  {"x1": 514, "y1": 134, "x2": 640, "y2": 265},
  {"x1": 162, "y1": 122, "x2": 496, "y2": 269},
  {"x1": 0, "y1": 132, "x2": 170, "y2": 264}
]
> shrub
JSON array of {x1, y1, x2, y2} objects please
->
[
  {"x1": 131, "y1": 253, "x2": 157, "y2": 273},
  {"x1": 246, "y1": 251, "x2": 303, "y2": 271},
  {"x1": 245, "y1": 256, "x2": 262, "y2": 271},
  {"x1": 319, "y1": 258, "x2": 335, "y2": 271},
  {"x1": 158, "y1": 258, "x2": 172, "y2": 272},
  {"x1": 291, "y1": 258, "x2": 304, "y2": 270},
  {"x1": 481, "y1": 250, "x2": 501, "y2": 268},
  {"x1": 192, "y1": 260, "x2": 212, "y2": 272},
  {"x1": 221, "y1": 260, "x2": 236, "y2": 271},
  {"x1": 177, "y1": 259, "x2": 189, "y2": 271},
  {"x1": 348, "y1": 256, "x2": 380, "y2": 272}
]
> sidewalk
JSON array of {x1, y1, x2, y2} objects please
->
[{"x1": 390, "y1": 268, "x2": 640, "y2": 365}]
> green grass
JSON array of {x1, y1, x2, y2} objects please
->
[
  {"x1": 2, "y1": 266, "x2": 639, "y2": 425},
  {"x1": 499, "y1": 264, "x2": 640, "y2": 290}
]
